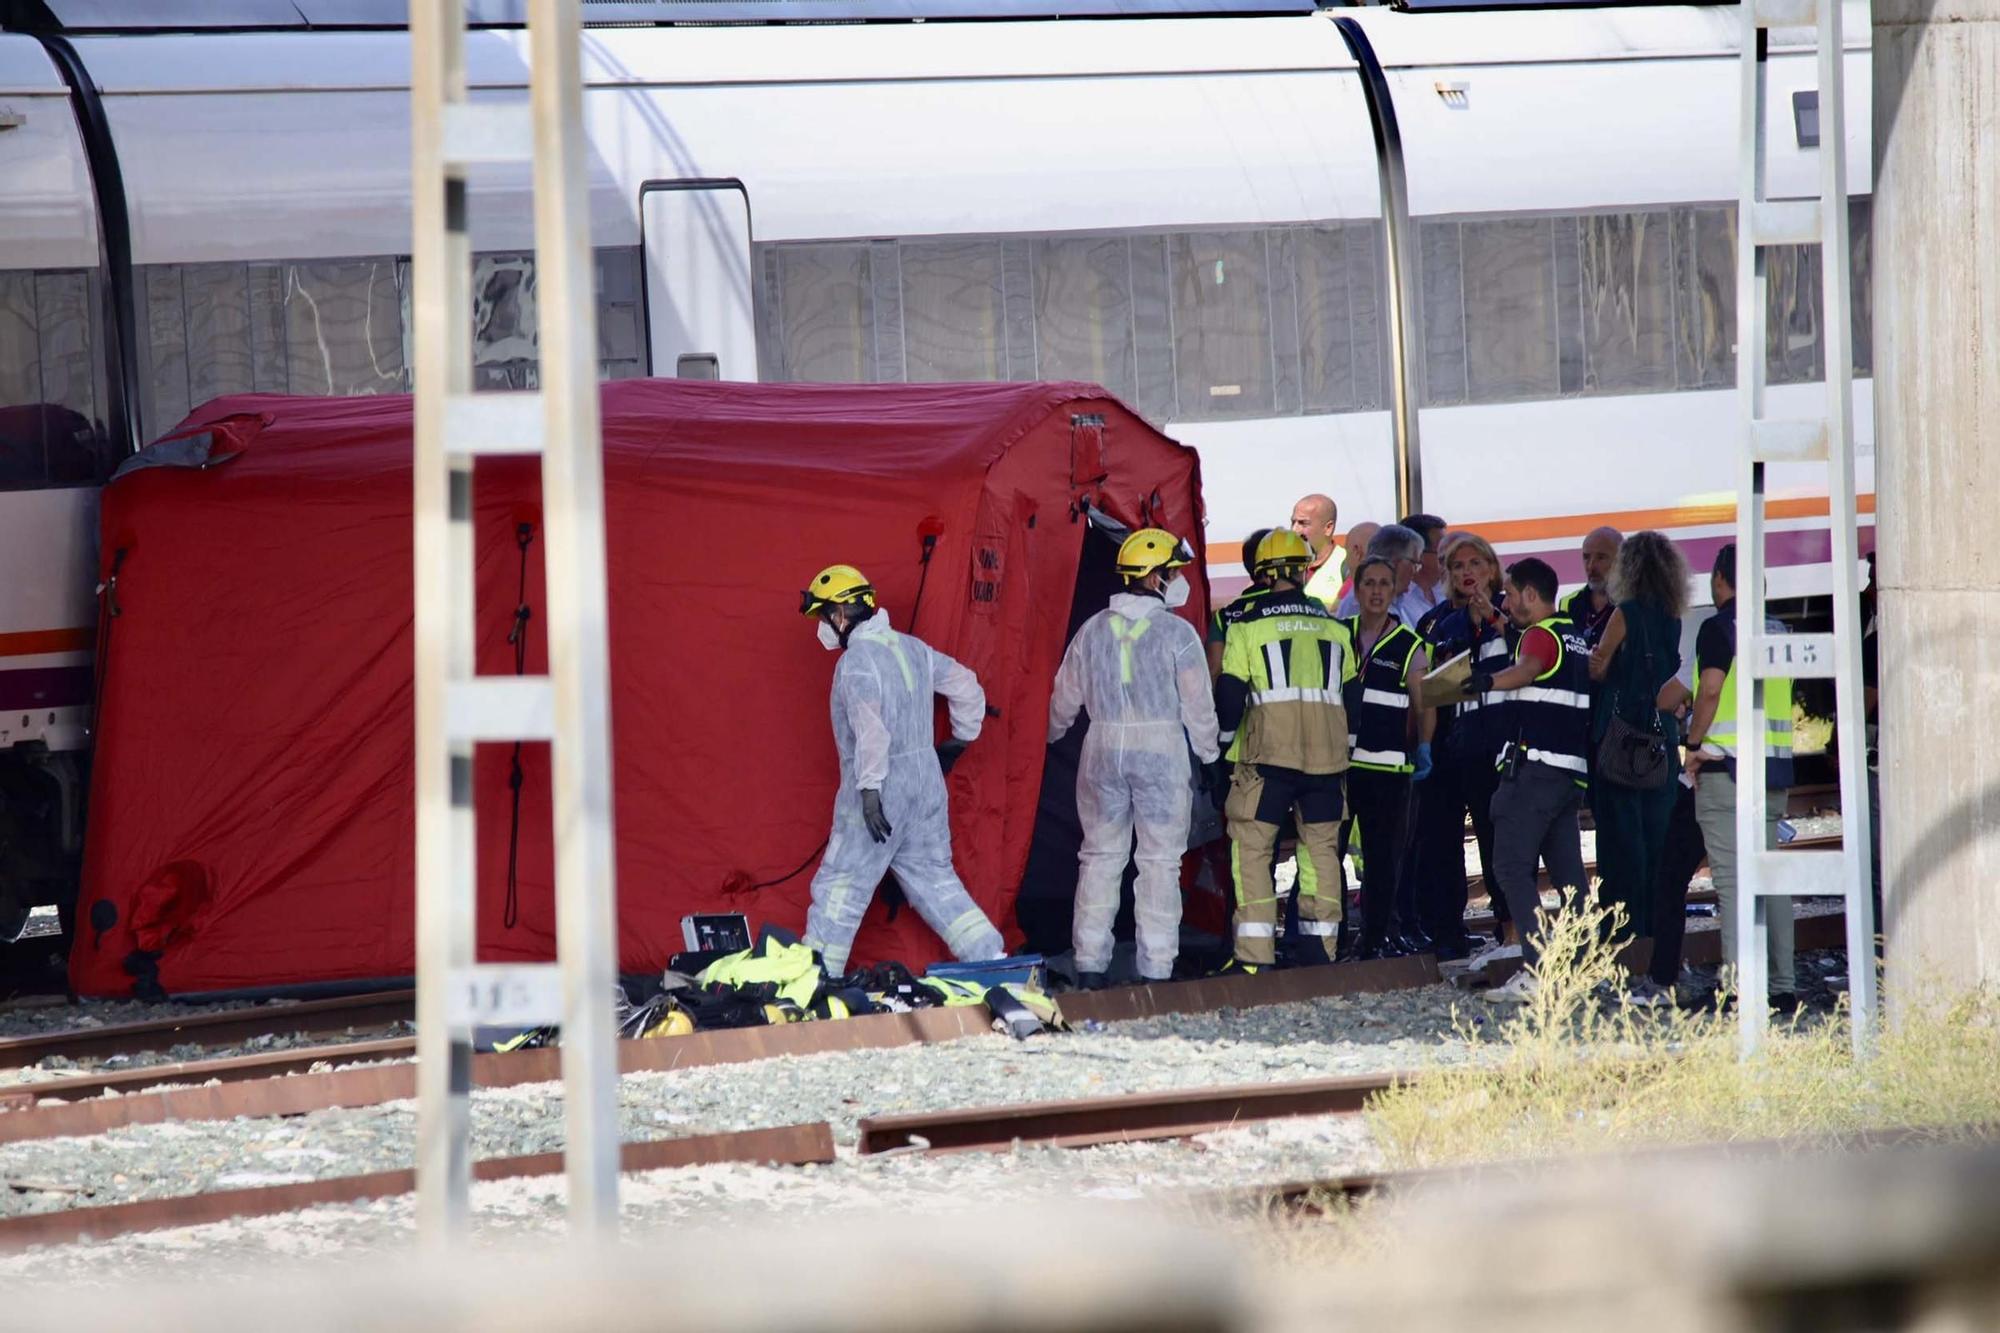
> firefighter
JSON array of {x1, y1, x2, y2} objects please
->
[
  {"x1": 798, "y1": 565, "x2": 1005, "y2": 977},
  {"x1": 1048, "y1": 528, "x2": 1220, "y2": 987},
  {"x1": 1215, "y1": 530, "x2": 1357, "y2": 970}
]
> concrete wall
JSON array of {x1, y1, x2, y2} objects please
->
[{"x1": 1874, "y1": 0, "x2": 2000, "y2": 1000}]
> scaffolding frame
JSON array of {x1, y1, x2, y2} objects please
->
[
  {"x1": 1732, "y1": 0, "x2": 1875, "y2": 1057},
  {"x1": 411, "y1": 0, "x2": 622, "y2": 1241}
]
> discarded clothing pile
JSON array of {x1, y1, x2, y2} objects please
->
[{"x1": 612, "y1": 927, "x2": 1064, "y2": 1043}]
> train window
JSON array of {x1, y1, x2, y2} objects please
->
[
  {"x1": 472, "y1": 254, "x2": 537, "y2": 390},
  {"x1": 1460, "y1": 217, "x2": 1559, "y2": 402},
  {"x1": 1764, "y1": 241, "x2": 1825, "y2": 386},
  {"x1": 137, "y1": 247, "x2": 649, "y2": 441},
  {"x1": 1168, "y1": 230, "x2": 1275, "y2": 419},
  {"x1": 1032, "y1": 236, "x2": 1136, "y2": 404},
  {"x1": 1574, "y1": 211, "x2": 1676, "y2": 395},
  {"x1": 1671, "y1": 206, "x2": 1736, "y2": 391},
  {"x1": 1416, "y1": 222, "x2": 1468, "y2": 407},
  {"x1": 1848, "y1": 198, "x2": 1873, "y2": 377},
  {"x1": 467, "y1": 247, "x2": 647, "y2": 387},
  {"x1": 766, "y1": 244, "x2": 878, "y2": 383},
  {"x1": 139, "y1": 257, "x2": 408, "y2": 436},
  {"x1": 277, "y1": 261, "x2": 411, "y2": 398},
  {"x1": 1128, "y1": 233, "x2": 1177, "y2": 422},
  {"x1": 0, "y1": 269, "x2": 114, "y2": 488},
  {"x1": 597, "y1": 247, "x2": 647, "y2": 381},
  {"x1": 1293, "y1": 223, "x2": 1387, "y2": 414},
  {"x1": 900, "y1": 240, "x2": 1007, "y2": 383}
]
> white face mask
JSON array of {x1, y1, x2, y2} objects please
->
[
  {"x1": 1162, "y1": 575, "x2": 1191, "y2": 609},
  {"x1": 816, "y1": 619, "x2": 843, "y2": 652}
]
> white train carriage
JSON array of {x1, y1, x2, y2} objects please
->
[{"x1": 0, "y1": 0, "x2": 1871, "y2": 940}]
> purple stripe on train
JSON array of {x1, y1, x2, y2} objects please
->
[{"x1": 0, "y1": 667, "x2": 92, "y2": 712}]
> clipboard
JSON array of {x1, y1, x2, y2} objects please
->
[{"x1": 1420, "y1": 647, "x2": 1474, "y2": 708}]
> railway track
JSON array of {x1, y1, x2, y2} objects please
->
[
  {"x1": 0, "y1": 1121, "x2": 836, "y2": 1250},
  {"x1": 0, "y1": 990, "x2": 416, "y2": 1070},
  {"x1": 0, "y1": 792, "x2": 1842, "y2": 1072},
  {"x1": 0, "y1": 911, "x2": 1871, "y2": 1256},
  {"x1": 0, "y1": 956, "x2": 1438, "y2": 1144},
  {"x1": 858, "y1": 1071, "x2": 1402, "y2": 1155}
]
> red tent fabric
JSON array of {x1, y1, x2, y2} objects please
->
[{"x1": 73, "y1": 380, "x2": 1206, "y2": 996}]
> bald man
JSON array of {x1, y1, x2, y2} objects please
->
[
  {"x1": 1561, "y1": 526, "x2": 1623, "y2": 645},
  {"x1": 1334, "y1": 521, "x2": 1381, "y2": 606},
  {"x1": 1291, "y1": 493, "x2": 1342, "y2": 605}
]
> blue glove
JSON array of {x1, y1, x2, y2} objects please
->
[{"x1": 1411, "y1": 742, "x2": 1434, "y2": 783}]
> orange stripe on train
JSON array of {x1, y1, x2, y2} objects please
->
[
  {"x1": 1205, "y1": 495, "x2": 1878, "y2": 565},
  {"x1": 0, "y1": 628, "x2": 95, "y2": 658}
]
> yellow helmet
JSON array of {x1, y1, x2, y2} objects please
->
[
  {"x1": 1114, "y1": 528, "x2": 1195, "y2": 583},
  {"x1": 1251, "y1": 529, "x2": 1312, "y2": 578},
  {"x1": 799, "y1": 564, "x2": 877, "y2": 617}
]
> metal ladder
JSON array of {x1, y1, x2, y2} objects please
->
[
  {"x1": 410, "y1": 0, "x2": 622, "y2": 1239},
  {"x1": 1733, "y1": 0, "x2": 1875, "y2": 1057}
]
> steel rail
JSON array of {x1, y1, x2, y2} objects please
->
[
  {"x1": 857, "y1": 1071, "x2": 1404, "y2": 1155},
  {"x1": 0, "y1": 956, "x2": 1442, "y2": 1141},
  {"x1": 0, "y1": 990, "x2": 416, "y2": 1070},
  {"x1": 0, "y1": 1120, "x2": 835, "y2": 1251}
]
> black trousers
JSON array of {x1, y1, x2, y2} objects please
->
[
  {"x1": 1646, "y1": 780, "x2": 1708, "y2": 985},
  {"x1": 1488, "y1": 762, "x2": 1586, "y2": 965},
  {"x1": 1344, "y1": 768, "x2": 1410, "y2": 944},
  {"x1": 1409, "y1": 748, "x2": 1503, "y2": 945}
]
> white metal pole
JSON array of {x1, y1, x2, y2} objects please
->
[
  {"x1": 1814, "y1": 0, "x2": 1876, "y2": 1055},
  {"x1": 412, "y1": 0, "x2": 478, "y2": 1242},
  {"x1": 1733, "y1": 6, "x2": 1772, "y2": 1056},
  {"x1": 526, "y1": 0, "x2": 622, "y2": 1236}
]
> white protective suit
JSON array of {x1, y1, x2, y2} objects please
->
[
  {"x1": 1047, "y1": 590, "x2": 1221, "y2": 980},
  {"x1": 803, "y1": 611, "x2": 1006, "y2": 977}
]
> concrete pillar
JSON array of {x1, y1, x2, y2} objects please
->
[{"x1": 1873, "y1": 0, "x2": 2000, "y2": 1000}]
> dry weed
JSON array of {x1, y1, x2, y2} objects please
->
[{"x1": 1367, "y1": 899, "x2": 2000, "y2": 1170}]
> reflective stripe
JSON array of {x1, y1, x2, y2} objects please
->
[
  {"x1": 1262, "y1": 639, "x2": 1290, "y2": 690},
  {"x1": 943, "y1": 908, "x2": 992, "y2": 949},
  {"x1": 1478, "y1": 638, "x2": 1509, "y2": 660},
  {"x1": 1360, "y1": 688, "x2": 1409, "y2": 710},
  {"x1": 1109, "y1": 615, "x2": 1153, "y2": 686},
  {"x1": 1235, "y1": 921, "x2": 1276, "y2": 938},
  {"x1": 1350, "y1": 746, "x2": 1409, "y2": 768},
  {"x1": 885, "y1": 636, "x2": 915, "y2": 691},
  {"x1": 1513, "y1": 685, "x2": 1589, "y2": 709},
  {"x1": 1250, "y1": 687, "x2": 1338, "y2": 706},
  {"x1": 1297, "y1": 921, "x2": 1338, "y2": 937},
  {"x1": 1524, "y1": 748, "x2": 1588, "y2": 774}
]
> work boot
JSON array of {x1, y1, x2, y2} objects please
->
[{"x1": 1356, "y1": 931, "x2": 1404, "y2": 962}]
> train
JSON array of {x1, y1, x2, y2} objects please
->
[{"x1": 0, "y1": 0, "x2": 1872, "y2": 951}]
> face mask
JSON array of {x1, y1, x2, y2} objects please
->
[
  {"x1": 1162, "y1": 576, "x2": 1191, "y2": 609},
  {"x1": 817, "y1": 619, "x2": 843, "y2": 652}
]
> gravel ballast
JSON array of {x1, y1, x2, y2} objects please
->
[
  {"x1": 0, "y1": 983, "x2": 1477, "y2": 1219},
  {"x1": 0, "y1": 981, "x2": 1480, "y2": 1282}
]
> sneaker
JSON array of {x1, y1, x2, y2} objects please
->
[
  {"x1": 1478, "y1": 969, "x2": 1539, "y2": 1004},
  {"x1": 1468, "y1": 940, "x2": 1523, "y2": 969},
  {"x1": 1623, "y1": 977, "x2": 1674, "y2": 1009}
]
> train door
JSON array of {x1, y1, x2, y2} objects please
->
[{"x1": 638, "y1": 180, "x2": 755, "y2": 381}]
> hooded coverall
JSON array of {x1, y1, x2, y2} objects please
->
[
  {"x1": 1049, "y1": 591, "x2": 1221, "y2": 980},
  {"x1": 803, "y1": 612, "x2": 1006, "y2": 977}
]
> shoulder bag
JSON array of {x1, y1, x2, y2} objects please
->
[{"x1": 1595, "y1": 609, "x2": 1672, "y2": 790}]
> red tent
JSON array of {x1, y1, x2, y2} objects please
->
[{"x1": 72, "y1": 380, "x2": 1206, "y2": 997}]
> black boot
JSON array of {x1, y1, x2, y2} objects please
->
[{"x1": 1077, "y1": 971, "x2": 1109, "y2": 992}]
